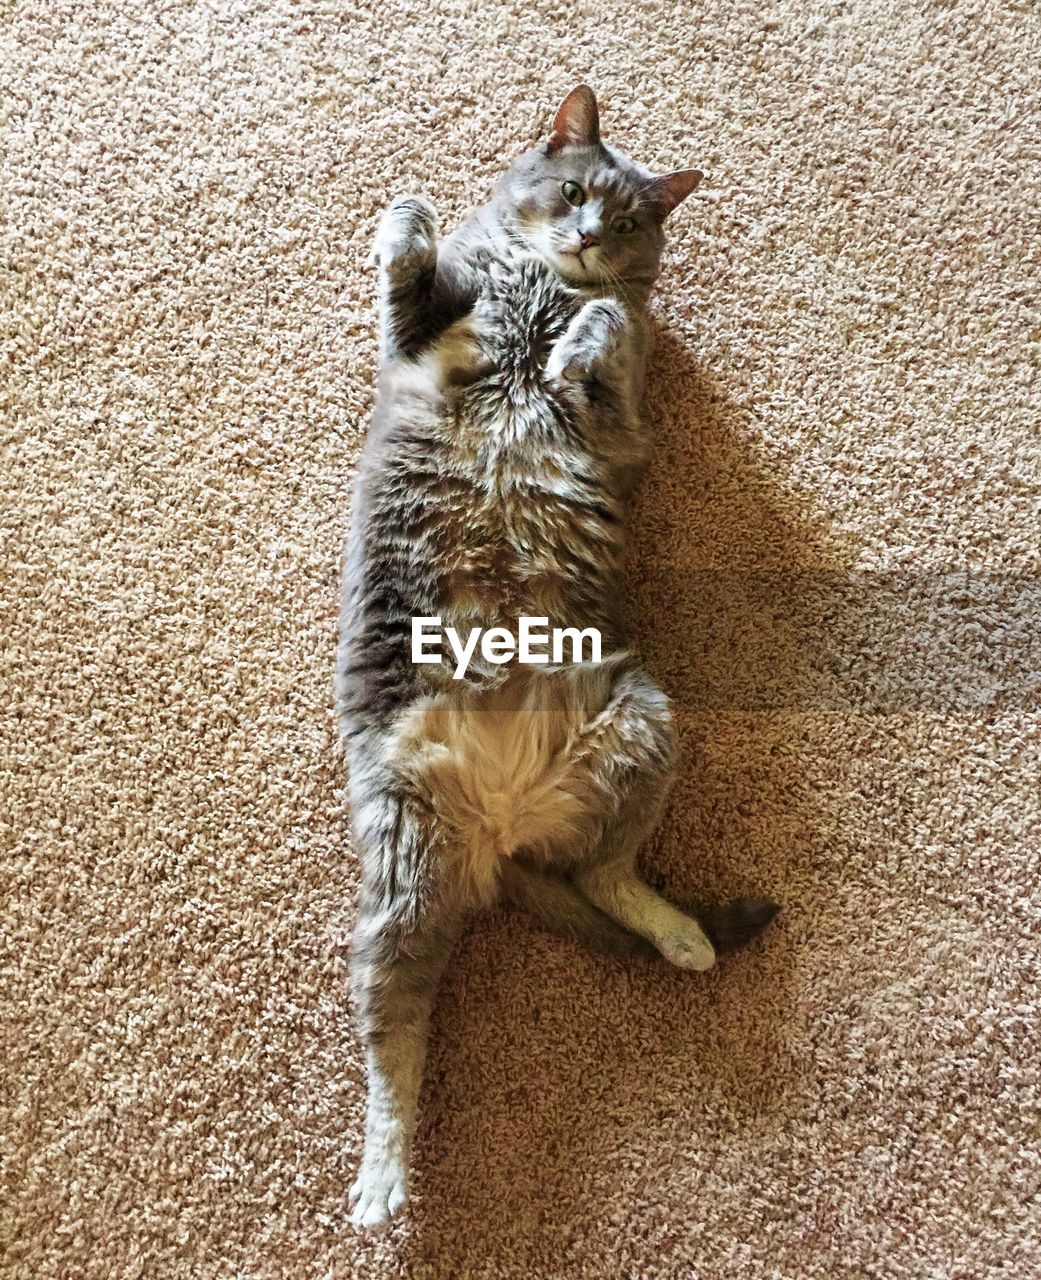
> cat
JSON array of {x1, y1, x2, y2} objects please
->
[{"x1": 336, "y1": 85, "x2": 778, "y2": 1230}]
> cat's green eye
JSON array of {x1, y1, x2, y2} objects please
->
[
  {"x1": 613, "y1": 216, "x2": 636, "y2": 235},
  {"x1": 561, "y1": 180, "x2": 585, "y2": 207}
]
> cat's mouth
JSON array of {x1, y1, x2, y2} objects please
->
[
  {"x1": 553, "y1": 244, "x2": 599, "y2": 281},
  {"x1": 528, "y1": 224, "x2": 601, "y2": 282}
]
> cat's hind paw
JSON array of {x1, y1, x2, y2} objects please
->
[
  {"x1": 348, "y1": 1159, "x2": 409, "y2": 1231},
  {"x1": 659, "y1": 925, "x2": 716, "y2": 972}
]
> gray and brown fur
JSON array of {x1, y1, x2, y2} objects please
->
[{"x1": 336, "y1": 87, "x2": 778, "y2": 1229}]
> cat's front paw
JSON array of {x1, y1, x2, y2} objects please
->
[
  {"x1": 546, "y1": 298, "x2": 627, "y2": 382},
  {"x1": 371, "y1": 195, "x2": 438, "y2": 274},
  {"x1": 348, "y1": 1158, "x2": 409, "y2": 1231}
]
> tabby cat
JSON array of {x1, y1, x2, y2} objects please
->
[{"x1": 336, "y1": 86, "x2": 777, "y2": 1229}]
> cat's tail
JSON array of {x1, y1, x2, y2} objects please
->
[
  {"x1": 690, "y1": 898, "x2": 780, "y2": 952},
  {"x1": 501, "y1": 862, "x2": 779, "y2": 960}
]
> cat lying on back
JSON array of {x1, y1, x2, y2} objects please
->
[{"x1": 336, "y1": 85, "x2": 778, "y2": 1230}]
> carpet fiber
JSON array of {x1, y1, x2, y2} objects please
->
[{"x1": 3, "y1": 2, "x2": 1040, "y2": 1277}]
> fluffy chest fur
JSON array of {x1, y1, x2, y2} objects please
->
[{"x1": 376, "y1": 252, "x2": 643, "y2": 638}]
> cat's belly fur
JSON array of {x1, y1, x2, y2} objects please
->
[
  {"x1": 379, "y1": 655, "x2": 647, "y2": 904},
  {"x1": 344, "y1": 258, "x2": 649, "y2": 897}
]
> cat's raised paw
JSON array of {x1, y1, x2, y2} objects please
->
[
  {"x1": 371, "y1": 195, "x2": 438, "y2": 273},
  {"x1": 348, "y1": 1160, "x2": 409, "y2": 1231},
  {"x1": 546, "y1": 298, "x2": 627, "y2": 382}
]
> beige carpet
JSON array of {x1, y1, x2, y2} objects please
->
[{"x1": 3, "y1": 1, "x2": 1040, "y2": 1276}]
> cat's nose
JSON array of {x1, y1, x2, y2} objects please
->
[{"x1": 578, "y1": 231, "x2": 600, "y2": 250}]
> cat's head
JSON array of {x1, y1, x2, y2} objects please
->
[{"x1": 497, "y1": 85, "x2": 701, "y2": 289}]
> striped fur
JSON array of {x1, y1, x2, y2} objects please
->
[{"x1": 336, "y1": 86, "x2": 775, "y2": 1230}]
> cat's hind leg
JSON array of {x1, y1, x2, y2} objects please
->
[
  {"x1": 347, "y1": 781, "x2": 462, "y2": 1230},
  {"x1": 349, "y1": 901, "x2": 460, "y2": 1229},
  {"x1": 535, "y1": 662, "x2": 778, "y2": 969},
  {"x1": 574, "y1": 864, "x2": 779, "y2": 967},
  {"x1": 574, "y1": 858, "x2": 717, "y2": 971},
  {"x1": 532, "y1": 661, "x2": 719, "y2": 970}
]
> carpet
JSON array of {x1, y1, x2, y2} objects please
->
[{"x1": 3, "y1": 1, "x2": 1040, "y2": 1277}]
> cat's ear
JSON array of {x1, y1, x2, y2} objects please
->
[
  {"x1": 643, "y1": 168, "x2": 703, "y2": 219},
  {"x1": 546, "y1": 85, "x2": 601, "y2": 153}
]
